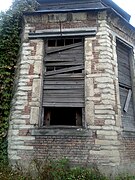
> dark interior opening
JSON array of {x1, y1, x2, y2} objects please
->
[
  {"x1": 44, "y1": 107, "x2": 82, "y2": 126},
  {"x1": 57, "y1": 39, "x2": 64, "y2": 46},
  {"x1": 48, "y1": 40, "x2": 56, "y2": 47},
  {"x1": 65, "y1": 39, "x2": 73, "y2": 45},
  {"x1": 47, "y1": 38, "x2": 82, "y2": 47}
]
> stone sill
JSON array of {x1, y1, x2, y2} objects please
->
[{"x1": 30, "y1": 126, "x2": 92, "y2": 137}]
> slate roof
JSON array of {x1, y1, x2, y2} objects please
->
[{"x1": 36, "y1": 0, "x2": 130, "y2": 22}]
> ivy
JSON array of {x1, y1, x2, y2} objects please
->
[{"x1": 0, "y1": 0, "x2": 39, "y2": 162}]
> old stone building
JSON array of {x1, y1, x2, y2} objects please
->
[{"x1": 8, "y1": 0, "x2": 135, "y2": 174}]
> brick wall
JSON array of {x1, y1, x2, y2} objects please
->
[{"x1": 8, "y1": 10, "x2": 135, "y2": 174}]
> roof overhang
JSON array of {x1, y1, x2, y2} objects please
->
[{"x1": 36, "y1": 0, "x2": 131, "y2": 22}]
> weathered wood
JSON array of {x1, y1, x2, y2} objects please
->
[
  {"x1": 123, "y1": 89, "x2": 132, "y2": 112},
  {"x1": 118, "y1": 74, "x2": 131, "y2": 87},
  {"x1": 117, "y1": 41, "x2": 134, "y2": 129},
  {"x1": 43, "y1": 38, "x2": 84, "y2": 109},
  {"x1": 45, "y1": 52, "x2": 83, "y2": 62},
  {"x1": 45, "y1": 62, "x2": 83, "y2": 66},
  {"x1": 43, "y1": 94, "x2": 83, "y2": 98},
  {"x1": 43, "y1": 97, "x2": 84, "y2": 103},
  {"x1": 43, "y1": 85, "x2": 84, "y2": 90},
  {"x1": 43, "y1": 89, "x2": 84, "y2": 94},
  {"x1": 46, "y1": 42, "x2": 83, "y2": 54},
  {"x1": 44, "y1": 73, "x2": 84, "y2": 79},
  {"x1": 43, "y1": 102, "x2": 84, "y2": 107},
  {"x1": 44, "y1": 80, "x2": 84, "y2": 85},
  {"x1": 45, "y1": 65, "x2": 84, "y2": 76}
]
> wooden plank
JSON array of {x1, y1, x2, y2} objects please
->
[
  {"x1": 43, "y1": 98, "x2": 84, "y2": 103},
  {"x1": 118, "y1": 64, "x2": 131, "y2": 76},
  {"x1": 47, "y1": 46, "x2": 83, "y2": 51},
  {"x1": 117, "y1": 51, "x2": 129, "y2": 58},
  {"x1": 43, "y1": 94, "x2": 84, "y2": 99},
  {"x1": 118, "y1": 73, "x2": 131, "y2": 87},
  {"x1": 45, "y1": 53, "x2": 83, "y2": 62},
  {"x1": 123, "y1": 89, "x2": 132, "y2": 112},
  {"x1": 43, "y1": 89, "x2": 84, "y2": 94},
  {"x1": 45, "y1": 57, "x2": 83, "y2": 63},
  {"x1": 119, "y1": 86, "x2": 134, "y2": 119},
  {"x1": 43, "y1": 102, "x2": 84, "y2": 107},
  {"x1": 117, "y1": 47, "x2": 129, "y2": 55},
  {"x1": 45, "y1": 65, "x2": 84, "y2": 76},
  {"x1": 119, "y1": 83, "x2": 131, "y2": 89},
  {"x1": 44, "y1": 80, "x2": 84, "y2": 85},
  {"x1": 44, "y1": 73, "x2": 84, "y2": 79},
  {"x1": 43, "y1": 85, "x2": 84, "y2": 90},
  {"x1": 117, "y1": 55, "x2": 129, "y2": 61},
  {"x1": 45, "y1": 62, "x2": 83, "y2": 66},
  {"x1": 46, "y1": 42, "x2": 83, "y2": 54}
]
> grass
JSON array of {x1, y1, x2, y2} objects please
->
[{"x1": 0, "y1": 159, "x2": 135, "y2": 180}]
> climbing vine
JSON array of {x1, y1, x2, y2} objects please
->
[{"x1": 0, "y1": 0, "x2": 38, "y2": 162}]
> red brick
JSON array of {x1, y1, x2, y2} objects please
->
[{"x1": 29, "y1": 64, "x2": 34, "y2": 75}]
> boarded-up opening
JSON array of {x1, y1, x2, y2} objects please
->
[
  {"x1": 42, "y1": 38, "x2": 84, "y2": 126},
  {"x1": 116, "y1": 40, "x2": 135, "y2": 128}
]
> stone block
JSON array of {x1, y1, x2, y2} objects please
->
[
  {"x1": 95, "y1": 109, "x2": 115, "y2": 115},
  {"x1": 95, "y1": 139, "x2": 120, "y2": 146},
  {"x1": 32, "y1": 79, "x2": 41, "y2": 101},
  {"x1": 20, "y1": 69, "x2": 29, "y2": 75},
  {"x1": 10, "y1": 145, "x2": 33, "y2": 150},
  {"x1": 85, "y1": 78, "x2": 94, "y2": 97},
  {"x1": 8, "y1": 130, "x2": 19, "y2": 136},
  {"x1": 13, "y1": 136, "x2": 35, "y2": 141},
  {"x1": 95, "y1": 104, "x2": 114, "y2": 110},
  {"x1": 48, "y1": 13, "x2": 67, "y2": 22},
  {"x1": 85, "y1": 60, "x2": 92, "y2": 75},
  {"x1": 97, "y1": 83, "x2": 114, "y2": 90},
  {"x1": 97, "y1": 130, "x2": 117, "y2": 136},
  {"x1": 95, "y1": 77, "x2": 113, "y2": 84},
  {"x1": 12, "y1": 125, "x2": 34, "y2": 129},
  {"x1": 85, "y1": 101, "x2": 94, "y2": 125},
  {"x1": 105, "y1": 120, "x2": 116, "y2": 125},
  {"x1": 20, "y1": 64, "x2": 30, "y2": 69},
  {"x1": 22, "y1": 49, "x2": 31, "y2": 56},
  {"x1": 34, "y1": 61, "x2": 42, "y2": 75},
  {"x1": 96, "y1": 63, "x2": 113, "y2": 71},
  {"x1": 12, "y1": 120, "x2": 27, "y2": 125},
  {"x1": 85, "y1": 39, "x2": 93, "y2": 56},
  {"x1": 30, "y1": 107, "x2": 40, "y2": 125},
  {"x1": 95, "y1": 115, "x2": 115, "y2": 119},
  {"x1": 72, "y1": 13, "x2": 87, "y2": 21},
  {"x1": 18, "y1": 86, "x2": 32, "y2": 91}
]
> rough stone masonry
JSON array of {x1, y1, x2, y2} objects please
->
[{"x1": 8, "y1": 5, "x2": 135, "y2": 175}]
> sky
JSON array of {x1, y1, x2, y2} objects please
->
[{"x1": 0, "y1": 0, "x2": 135, "y2": 26}]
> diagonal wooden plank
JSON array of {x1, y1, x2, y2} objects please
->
[
  {"x1": 46, "y1": 42, "x2": 83, "y2": 54},
  {"x1": 45, "y1": 62, "x2": 83, "y2": 67},
  {"x1": 124, "y1": 89, "x2": 132, "y2": 112},
  {"x1": 44, "y1": 65, "x2": 84, "y2": 76}
]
